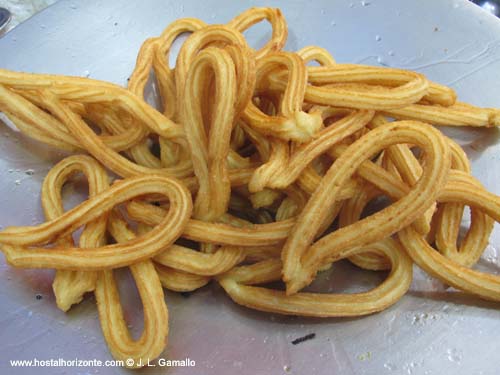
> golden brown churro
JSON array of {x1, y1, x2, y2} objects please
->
[
  {"x1": 1, "y1": 6, "x2": 500, "y2": 368},
  {"x1": 0, "y1": 175, "x2": 192, "y2": 270},
  {"x1": 43, "y1": 155, "x2": 108, "y2": 312}
]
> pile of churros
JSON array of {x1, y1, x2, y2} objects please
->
[{"x1": 1, "y1": 6, "x2": 500, "y2": 367}]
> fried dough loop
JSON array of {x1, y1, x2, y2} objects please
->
[
  {"x1": 219, "y1": 238, "x2": 413, "y2": 317},
  {"x1": 281, "y1": 121, "x2": 451, "y2": 294},
  {"x1": 242, "y1": 51, "x2": 323, "y2": 142},
  {"x1": 180, "y1": 46, "x2": 239, "y2": 221},
  {"x1": 43, "y1": 155, "x2": 109, "y2": 312},
  {"x1": 100, "y1": 213, "x2": 169, "y2": 368},
  {"x1": 9, "y1": 154, "x2": 172, "y2": 368},
  {"x1": 1, "y1": 6, "x2": 500, "y2": 368}
]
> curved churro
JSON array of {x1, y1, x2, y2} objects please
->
[
  {"x1": 219, "y1": 238, "x2": 412, "y2": 316},
  {"x1": 251, "y1": 109, "x2": 374, "y2": 190},
  {"x1": 96, "y1": 261, "x2": 168, "y2": 368},
  {"x1": 175, "y1": 25, "x2": 247, "y2": 95},
  {"x1": 43, "y1": 155, "x2": 109, "y2": 312},
  {"x1": 155, "y1": 264, "x2": 211, "y2": 292},
  {"x1": 227, "y1": 7, "x2": 287, "y2": 59},
  {"x1": 272, "y1": 64, "x2": 430, "y2": 109},
  {"x1": 282, "y1": 121, "x2": 451, "y2": 294},
  {"x1": 243, "y1": 52, "x2": 323, "y2": 141},
  {"x1": 0, "y1": 175, "x2": 192, "y2": 269},
  {"x1": 338, "y1": 184, "x2": 390, "y2": 271},
  {"x1": 154, "y1": 244, "x2": 245, "y2": 276},
  {"x1": 99, "y1": 211, "x2": 169, "y2": 368},
  {"x1": 126, "y1": 200, "x2": 293, "y2": 246},
  {"x1": 180, "y1": 47, "x2": 237, "y2": 221},
  {"x1": 383, "y1": 102, "x2": 500, "y2": 127},
  {"x1": 297, "y1": 45, "x2": 336, "y2": 66},
  {"x1": 0, "y1": 69, "x2": 184, "y2": 139}
]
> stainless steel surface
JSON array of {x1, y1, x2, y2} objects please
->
[
  {"x1": 1, "y1": 0, "x2": 500, "y2": 374},
  {"x1": 0, "y1": 7, "x2": 11, "y2": 32}
]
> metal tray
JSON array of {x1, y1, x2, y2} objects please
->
[{"x1": 1, "y1": 1, "x2": 500, "y2": 374}]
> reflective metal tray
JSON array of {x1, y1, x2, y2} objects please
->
[{"x1": 1, "y1": 1, "x2": 500, "y2": 374}]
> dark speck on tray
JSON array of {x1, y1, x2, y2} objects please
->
[{"x1": 291, "y1": 333, "x2": 316, "y2": 345}]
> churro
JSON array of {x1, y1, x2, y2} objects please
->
[{"x1": 1, "y1": 6, "x2": 500, "y2": 368}]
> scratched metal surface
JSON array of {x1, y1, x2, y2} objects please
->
[{"x1": 1, "y1": 0, "x2": 500, "y2": 374}]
